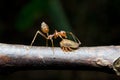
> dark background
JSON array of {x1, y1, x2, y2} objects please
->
[{"x1": 0, "y1": 0, "x2": 120, "y2": 80}]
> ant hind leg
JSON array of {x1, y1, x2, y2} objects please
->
[{"x1": 30, "y1": 30, "x2": 47, "y2": 47}]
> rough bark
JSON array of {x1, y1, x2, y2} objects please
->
[{"x1": 0, "y1": 43, "x2": 119, "y2": 75}]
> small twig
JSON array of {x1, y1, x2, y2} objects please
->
[{"x1": 0, "y1": 43, "x2": 120, "y2": 74}]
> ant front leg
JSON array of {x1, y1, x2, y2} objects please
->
[{"x1": 30, "y1": 30, "x2": 47, "y2": 47}]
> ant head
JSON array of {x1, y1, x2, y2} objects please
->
[
  {"x1": 41, "y1": 22, "x2": 49, "y2": 34},
  {"x1": 60, "y1": 31, "x2": 67, "y2": 38}
]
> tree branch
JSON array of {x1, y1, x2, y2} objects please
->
[{"x1": 0, "y1": 43, "x2": 120, "y2": 75}]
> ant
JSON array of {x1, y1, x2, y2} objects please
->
[{"x1": 30, "y1": 22, "x2": 81, "y2": 53}]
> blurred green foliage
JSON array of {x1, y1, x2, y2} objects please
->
[
  {"x1": 15, "y1": 0, "x2": 48, "y2": 31},
  {"x1": 15, "y1": 0, "x2": 71, "y2": 32}
]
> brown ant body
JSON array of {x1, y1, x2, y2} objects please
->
[{"x1": 30, "y1": 22, "x2": 81, "y2": 53}]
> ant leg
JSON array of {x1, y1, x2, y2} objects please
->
[
  {"x1": 69, "y1": 32, "x2": 81, "y2": 45},
  {"x1": 30, "y1": 30, "x2": 47, "y2": 47},
  {"x1": 46, "y1": 33, "x2": 49, "y2": 46},
  {"x1": 50, "y1": 39, "x2": 55, "y2": 54},
  {"x1": 46, "y1": 39, "x2": 48, "y2": 46}
]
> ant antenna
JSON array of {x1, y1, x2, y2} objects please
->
[{"x1": 67, "y1": 32, "x2": 81, "y2": 45}]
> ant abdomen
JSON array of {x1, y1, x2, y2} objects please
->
[{"x1": 41, "y1": 22, "x2": 49, "y2": 34}]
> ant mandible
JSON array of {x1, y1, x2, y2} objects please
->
[{"x1": 30, "y1": 22, "x2": 81, "y2": 53}]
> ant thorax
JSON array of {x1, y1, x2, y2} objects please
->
[{"x1": 47, "y1": 35, "x2": 54, "y2": 39}]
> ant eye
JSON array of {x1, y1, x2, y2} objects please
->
[
  {"x1": 60, "y1": 31, "x2": 67, "y2": 38},
  {"x1": 61, "y1": 31, "x2": 65, "y2": 34}
]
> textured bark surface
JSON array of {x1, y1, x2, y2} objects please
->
[{"x1": 0, "y1": 43, "x2": 120, "y2": 74}]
